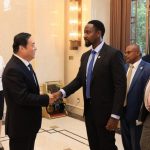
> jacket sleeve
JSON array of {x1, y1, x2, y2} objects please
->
[
  {"x1": 63, "y1": 54, "x2": 85, "y2": 97},
  {"x1": 110, "y1": 50, "x2": 127, "y2": 116},
  {"x1": 2, "y1": 68, "x2": 49, "y2": 107}
]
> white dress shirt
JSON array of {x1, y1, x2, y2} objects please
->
[
  {"x1": 86, "y1": 41, "x2": 104, "y2": 75},
  {"x1": 0, "y1": 56, "x2": 5, "y2": 91},
  {"x1": 144, "y1": 79, "x2": 150, "y2": 111},
  {"x1": 14, "y1": 54, "x2": 29, "y2": 67}
]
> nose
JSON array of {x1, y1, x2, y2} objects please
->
[{"x1": 34, "y1": 47, "x2": 37, "y2": 51}]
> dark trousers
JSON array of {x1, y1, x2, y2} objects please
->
[
  {"x1": 0, "y1": 91, "x2": 4, "y2": 120},
  {"x1": 84, "y1": 103, "x2": 118, "y2": 150},
  {"x1": 140, "y1": 113, "x2": 150, "y2": 150},
  {"x1": 120, "y1": 117, "x2": 142, "y2": 150},
  {"x1": 9, "y1": 134, "x2": 36, "y2": 150}
]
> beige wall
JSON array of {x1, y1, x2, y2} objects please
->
[
  {"x1": 0, "y1": 0, "x2": 111, "y2": 116},
  {"x1": 91, "y1": 0, "x2": 110, "y2": 43},
  {"x1": 65, "y1": 0, "x2": 111, "y2": 115},
  {"x1": 0, "y1": 0, "x2": 65, "y2": 84},
  {"x1": 64, "y1": 0, "x2": 91, "y2": 115}
]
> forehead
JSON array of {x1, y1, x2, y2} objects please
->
[
  {"x1": 126, "y1": 45, "x2": 136, "y2": 51},
  {"x1": 27, "y1": 36, "x2": 34, "y2": 44},
  {"x1": 84, "y1": 24, "x2": 94, "y2": 30}
]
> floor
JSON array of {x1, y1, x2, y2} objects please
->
[{"x1": 0, "y1": 116, "x2": 124, "y2": 150}]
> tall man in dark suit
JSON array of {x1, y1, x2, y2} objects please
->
[
  {"x1": 53, "y1": 20, "x2": 126, "y2": 150},
  {"x1": 2, "y1": 32, "x2": 54, "y2": 150},
  {"x1": 121, "y1": 44, "x2": 150, "y2": 150},
  {"x1": 140, "y1": 77, "x2": 150, "y2": 150}
]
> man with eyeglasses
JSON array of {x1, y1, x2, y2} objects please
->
[{"x1": 121, "y1": 44, "x2": 150, "y2": 150}]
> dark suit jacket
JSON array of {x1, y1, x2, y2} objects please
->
[
  {"x1": 125, "y1": 60, "x2": 150, "y2": 121},
  {"x1": 142, "y1": 54, "x2": 150, "y2": 63},
  {"x1": 63, "y1": 43, "x2": 126, "y2": 125},
  {"x1": 2, "y1": 55, "x2": 49, "y2": 137}
]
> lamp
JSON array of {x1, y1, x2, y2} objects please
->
[{"x1": 69, "y1": 0, "x2": 82, "y2": 50}]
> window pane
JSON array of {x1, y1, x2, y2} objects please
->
[{"x1": 130, "y1": 0, "x2": 146, "y2": 54}]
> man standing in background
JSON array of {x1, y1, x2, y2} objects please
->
[
  {"x1": 2, "y1": 32, "x2": 54, "y2": 150},
  {"x1": 53, "y1": 20, "x2": 126, "y2": 150},
  {"x1": 121, "y1": 44, "x2": 150, "y2": 150}
]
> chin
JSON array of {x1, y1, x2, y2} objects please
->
[
  {"x1": 125, "y1": 60, "x2": 130, "y2": 64},
  {"x1": 85, "y1": 43, "x2": 91, "y2": 47}
]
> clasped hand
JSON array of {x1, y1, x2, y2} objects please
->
[{"x1": 48, "y1": 91, "x2": 63, "y2": 105}]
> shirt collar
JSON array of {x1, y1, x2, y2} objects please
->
[
  {"x1": 130, "y1": 59, "x2": 142, "y2": 69},
  {"x1": 13, "y1": 54, "x2": 30, "y2": 67},
  {"x1": 92, "y1": 40, "x2": 104, "y2": 53}
]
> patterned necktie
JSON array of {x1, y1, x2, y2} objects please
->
[
  {"x1": 86, "y1": 50, "x2": 96, "y2": 98},
  {"x1": 124, "y1": 64, "x2": 134, "y2": 106},
  {"x1": 28, "y1": 64, "x2": 37, "y2": 86}
]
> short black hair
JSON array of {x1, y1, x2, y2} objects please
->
[
  {"x1": 13, "y1": 32, "x2": 31, "y2": 53},
  {"x1": 88, "y1": 20, "x2": 105, "y2": 37}
]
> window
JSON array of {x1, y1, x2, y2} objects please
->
[{"x1": 130, "y1": 0, "x2": 146, "y2": 54}]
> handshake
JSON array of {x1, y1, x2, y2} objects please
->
[{"x1": 48, "y1": 91, "x2": 63, "y2": 105}]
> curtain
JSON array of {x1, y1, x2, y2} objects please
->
[
  {"x1": 146, "y1": 0, "x2": 150, "y2": 54},
  {"x1": 110, "y1": 0, "x2": 131, "y2": 52}
]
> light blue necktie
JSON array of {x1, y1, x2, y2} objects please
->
[{"x1": 86, "y1": 50, "x2": 96, "y2": 98}]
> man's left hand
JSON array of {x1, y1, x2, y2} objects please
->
[{"x1": 105, "y1": 117, "x2": 119, "y2": 131}]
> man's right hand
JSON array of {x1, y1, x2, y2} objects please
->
[
  {"x1": 52, "y1": 91, "x2": 63, "y2": 100},
  {"x1": 48, "y1": 91, "x2": 63, "y2": 105},
  {"x1": 48, "y1": 93, "x2": 55, "y2": 105}
]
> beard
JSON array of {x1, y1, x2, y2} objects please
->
[{"x1": 85, "y1": 40, "x2": 92, "y2": 47}]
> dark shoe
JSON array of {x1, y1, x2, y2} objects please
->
[{"x1": 0, "y1": 143, "x2": 4, "y2": 150}]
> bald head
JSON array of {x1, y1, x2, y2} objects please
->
[
  {"x1": 125, "y1": 44, "x2": 142, "y2": 64},
  {"x1": 127, "y1": 44, "x2": 141, "y2": 53}
]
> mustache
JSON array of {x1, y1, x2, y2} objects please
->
[{"x1": 84, "y1": 38, "x2": 90, "y2": 42}]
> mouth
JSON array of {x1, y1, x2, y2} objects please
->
[
  {"x1": 84, "y1": 39, "x2": 89, "y2": 42},
  {"x1": 125, "y1": 58, "x2": 130, "y2": 63},
  {"x1": 85, "y1": 40, "x2": 92, "y2": 47}
]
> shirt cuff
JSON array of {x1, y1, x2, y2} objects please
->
[
  {"x1": 111, "y1": 114, "x2": 120, "y2": 120},
  {"x1": 136, "y1": 120, "x2": 143, "y2": 126},
  {"x1": 60, "y1": 89, "x2": 66, "y2": 98}
]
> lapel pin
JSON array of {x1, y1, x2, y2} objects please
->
[
  {"x1": 140, "y1": 67, "x2": 143, "y2": 70},
  {"x1": 98, "y1": 56, "x2": 101, "y2": 59}
]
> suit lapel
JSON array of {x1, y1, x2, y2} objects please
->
[
  {"x1": 12, "y1": 56, "x2": 39, "y2": 90},
  {"x1": 125, "y1": 64, "x2": 129, "y2": 73},
  {"x1": 83, "y1": 50, "x2": 91, "y2": 82},
  {"x1": 91, "y1": 43, "x2": 107, "y2": 82},
  {"x1": 128, "y1": 60, "x2": 145, "y2": 92},
  {"x1": 83, "y1": 43, "x2": 107, "y2": 84}
]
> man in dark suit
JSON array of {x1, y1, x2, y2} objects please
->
[
  {"x1": 142, "y1": 54, "x2": 150, "y2": 63},
  {"x1": 121, "y1": 44, "x2": 150, "y2": 150},
  {"x1": 53, "y1": 20, "x2": 126, "y2": 150},
  {"x1": 139, "y1": 53, "x2": 150, "y2": 150},
  {"x1": 2, "y1": 32, "x2": 54, "y2": 150},
  {"x1": 139, "y1": 77, "x2": 150, "y2": 150}
]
